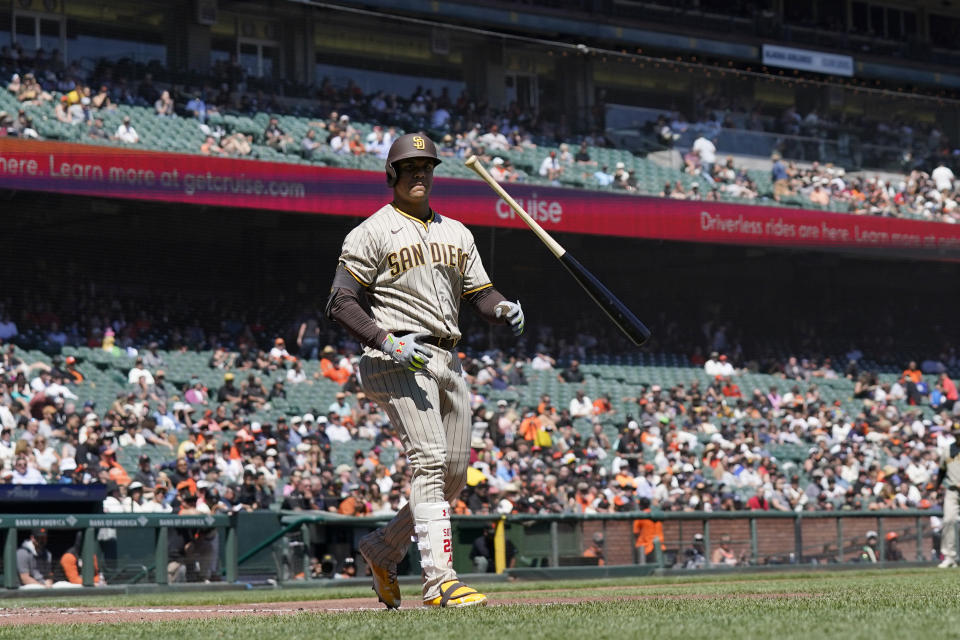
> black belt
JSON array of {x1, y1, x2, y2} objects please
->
[{"x1": 400, "y1": 333, "x2": 458, "y2": 350}]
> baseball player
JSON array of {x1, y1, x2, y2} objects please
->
[
  {"x1": 936, "y1": 424, "x2": 960, "y2": 568},
  {"x1": 326, "y1": 133, "x2": 524, "y2": 608}
]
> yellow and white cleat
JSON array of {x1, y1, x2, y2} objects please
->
[{"x1": 423, "y1": 580, "x2": 488, "y2": 608}]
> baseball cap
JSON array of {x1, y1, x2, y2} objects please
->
[{"x1": 492, "y1": 157, "x2": 504, "y2": 165}]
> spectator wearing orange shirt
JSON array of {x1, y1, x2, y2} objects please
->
[
  {"x1": 573, "y1": 481, "x2": 593, "y2": 512},
  {"x1": 582, "y1": 532, "x2": 606, "y2": 566},
  {"x1": 537, "y1": 394, "x2": 558, "y2": 420},
  {"x1": 319, "y1": 345, "x2": 351, "y2": 385},
  {"x1": 721, "y1": 377, "x2": 742, "y2": 398},
  {"x1": 902, "y1": 361, "x2": 925, "y2": 404},
  {"x1": 902, "y1": 361, "x2": 923, "y2": 384},
  {"x1": 64, "y1": 356, "x2": 84, "y2": 384},
  {"x1": 518, "y1": 410, "x2": 541, "y2": 442},
  {"x1": 99, "y1": 448, "x2": 131, "y2": 486},
  {"x1": 348, "y1": 133, "x2": 366, "y2": 155},
  {"x1": 60, "y1": 531, "x2": 103, "y2": 585},
  {"x1": 592, "y1": 393, "x2": 613, "y2": 415},
  {"x1": 338, "y1": 484, "x2": 368, "y2": 515},
  {"x1": 632, "y1": 497, "x2": 665, "y2": 563}
]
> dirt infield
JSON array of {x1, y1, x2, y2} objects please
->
[{"x1": 0, "y1": 591, "x2": 813, "y2": 625}]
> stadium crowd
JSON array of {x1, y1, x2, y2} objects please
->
[
  {"x1": 3, "y1": 45, "x2": 960, "y2": 221},
  {"x1": 2, "y1": 322, "x2": 958, "y2": 526}
]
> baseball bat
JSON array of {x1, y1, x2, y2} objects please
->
[{"x1": 464, "y1": 155, "x2": 651, "y2": 347}]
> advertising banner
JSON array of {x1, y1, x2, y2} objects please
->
[
  {"x1": 762, "y1": 44, "x2": 854, "y2": 77},
  {"x1": 3, "y1": 138, "x2": 958, "y2": 258}
]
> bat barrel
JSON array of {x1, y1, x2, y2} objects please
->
[{"x1": 559, "y1": 252, "x2": 651, "y2": 347}]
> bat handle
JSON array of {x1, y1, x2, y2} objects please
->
[{"x1": 464, "y1": 155, "x2": 565, "y2": 258}]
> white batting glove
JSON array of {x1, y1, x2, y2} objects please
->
[
  {"x1": 495, "y1": 300, "x2": 525, "y2": 336},
  {"x1": 382, "y1": 332, "x2": 433, "y2": 372}
]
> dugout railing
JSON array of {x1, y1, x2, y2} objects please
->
[
  {"x1": 0, "y1": 514, "x2": 237, "y2": 589},
  {"x1": 270, "y1": 509, "x2": 947, "y2": 580},
  {"x1": 1, "y1": 509, "x2": 946, "y2": 588}
]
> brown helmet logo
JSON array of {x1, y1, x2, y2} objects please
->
[{"x1": 412, "y1": 136, "x2": 426, "y2": 150}]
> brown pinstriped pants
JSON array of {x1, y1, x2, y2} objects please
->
[{"x1": 357, "y1": 344, "x2": 471, "y2": 570}]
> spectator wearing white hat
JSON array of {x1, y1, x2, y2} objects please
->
[
  {"x1": 124, "y1": 481, "x2": 148, "y2": 512},
  {"x1": 489, "y1": 157, "x2": 507, "y2": 182},
  {"x1": 859, "y1": 531, "x2": 879, "y2": 563},
  {"x1": 57, "y1": 457, "x2": 77, "y2": 483},
  {"x1": 114, "y1": 116, "x2": 139, "y2": 144},
  {"x1": 300, "y1": 413, "x2": 315, "y2": 433}
]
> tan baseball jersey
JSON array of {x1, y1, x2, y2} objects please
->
[
  {"x1": 338, "y1": 204, "x2": 491, "y2": 341},
  {"x1": 941, "y1": 439, "x2": 960, "y2": 489}
]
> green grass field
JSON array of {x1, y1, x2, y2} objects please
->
[{"x1": 1, "y1": 569, "x2": 957, "y2": 640}]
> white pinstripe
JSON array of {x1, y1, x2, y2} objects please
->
[
  {"x1": 340, "y1": 204, "x2": 491, "y2": 340},
  {"x1": 339, "y1": 203, "x2": 483, "y2": 601},
  {"x1": 358, "y1": 345, "x2": 470, "y2": 597}
]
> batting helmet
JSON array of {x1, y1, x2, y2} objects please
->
[{"x1": 385, "y1": 133, "x2": 441, "y2": 186}]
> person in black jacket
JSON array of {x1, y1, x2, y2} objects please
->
[{"x1": 469, "y1": 522, "x2": 516, "y2": 573}]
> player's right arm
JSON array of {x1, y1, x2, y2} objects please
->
[
  {"x1": 326, "y1": 264, "x2": 389, "y2": 349},
  {"x1": 326, "y1": 224, "x2": 431, "y2": 371},
  {"x1": 325, "y1": 223, "x2": 390, "y2": 350}
]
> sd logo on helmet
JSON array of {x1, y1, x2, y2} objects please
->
[{"x1": 385, "y1": 133, "x2": 441, "y2": 186}]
